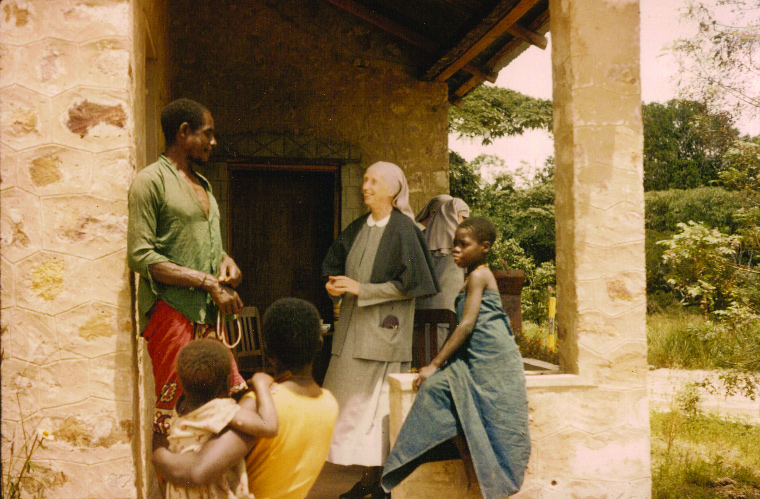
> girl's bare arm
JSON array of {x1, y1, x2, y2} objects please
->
[
  {"x1": 414, "y1": 269, "x2": 488, "y2": 388},
  {"x1": 229, "y1": 373, "x2": 279, "y2": 438},
  {"x1": 152, "y1": 429, "x2": 254, "y2": 487}
]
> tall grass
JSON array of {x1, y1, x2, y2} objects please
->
[
  {"x1": 647, "y1": 310, "x2": 760, "y2": 371},
  {"x1": 651, "y1": 410, "x2": 760, "y2": 499}
]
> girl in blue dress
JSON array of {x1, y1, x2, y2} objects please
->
[{"x1": 382, "y1": 217, "x2": 531, "y2": 499}]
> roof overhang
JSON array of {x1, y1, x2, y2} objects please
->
[{"x1": 323, "y1": 0, "x2": 550, "y2": 104}]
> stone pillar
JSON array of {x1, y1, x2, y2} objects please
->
[
  {"x1": 1, "y1": 1, "x2": 138, "y2": 498},
  {"x1": 531, "y1": 0, "x2": 651, "y2": 496}
]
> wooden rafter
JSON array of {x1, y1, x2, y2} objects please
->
[
  {"x1": 451, "y1": 9, "x2": 549, "y2": 102},
  {"x1": 424, "y1": 0, "x2": 542, "y2": 82},
  {"x1": 507, "y1": 23, "x2": 547, "y2": 50},
  {"x1": 324, "y1": 0, "x2": 497, "y2": 82},
  {"x1": 324, "y1": 0, "x2": 438, "y2": 51}
]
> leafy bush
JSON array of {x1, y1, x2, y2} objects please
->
[
  {"x1": 645, "y1": 187, "x2": 744, "y2": 235},
  {"x1": 659, "y1": 221, "x2": 741, "y2": 316},
  {"x1": 645, "y1": 187, "x2": 746, "y2": 294}
]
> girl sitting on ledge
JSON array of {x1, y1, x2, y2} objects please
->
[{"x1": 381, "y1": 217, "x2": 531, "y2": 499}]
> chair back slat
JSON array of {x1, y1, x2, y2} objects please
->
[
  {"x1": 229, "y1": 305, "x2": 271, "y2": 378},
  {"x1": 412, "y1": 309, "x2": 457, "y2": 369}
]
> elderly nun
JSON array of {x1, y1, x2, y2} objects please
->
[{"x1": 322, "y1": 161, "x2": 439, "y2": 499}]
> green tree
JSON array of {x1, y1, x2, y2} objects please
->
[
  {"x1": 449, "y1": 85, "x2": 553, "y2": 145},
  {"x1": 448, "y1": 150, "x2": 481, "y2": 206},
  {"x1": 719, "y1": 137, "x2": 760, "y2": 266},
  {"x1": 671, "y1": 0, "x2": 760, "y2": 122},
  {"x1": 643, "y1": 100, "x2": 739, "y2": 191},
  {"x1": 719, "y1": 138, "x2": 760, "y2": 192}
]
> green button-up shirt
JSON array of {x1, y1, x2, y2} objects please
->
[{"x1": 127, "y1": 154, "x2": 224, "y2": 332}]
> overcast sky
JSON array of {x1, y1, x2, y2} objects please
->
[{"x1": 449, "y1": 0, "x2": 753, "y2": 180}]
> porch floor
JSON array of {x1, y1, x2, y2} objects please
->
[{"x1": 306, "y1": 462, "x2": 364, "y2": 499}]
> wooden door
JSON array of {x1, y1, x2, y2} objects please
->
[{"x1": 228, "y1": 165, "x2": 339, "y2": 328}]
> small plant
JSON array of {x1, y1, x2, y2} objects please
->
[
  {"x1": 2, "y1": 397, "x2": 53, "y2": 499},
  {"x1": 675, "y1": 382, "x2": 703, "y2": 418}
]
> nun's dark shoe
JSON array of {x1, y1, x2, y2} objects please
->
[{"x1": 339, "y1": 480, "x2": 373, "y2": 499}]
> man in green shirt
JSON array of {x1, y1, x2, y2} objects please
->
[{"x1": 128, "y1": 99, "x2": 247, "y2": 445}]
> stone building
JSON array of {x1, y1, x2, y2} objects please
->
[{"x1": 1, "y1": 0, "x2": 649, "y2": 498}]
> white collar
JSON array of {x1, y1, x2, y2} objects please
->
[{"x1": 367, "y1": 213, "x2": 391, "y2": 227}]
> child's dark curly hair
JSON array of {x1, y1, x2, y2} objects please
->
[
  {"x1": 176, "y1": 339, "x2": 231, "y2": 402},
  {"x1": 459, "y1": 216, "x2": 497, "y2": 245},
  {"x1": 263, "y1": 298, "x2": 322, "y2": 370}
]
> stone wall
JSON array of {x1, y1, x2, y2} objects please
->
[
  {"x1": 130, "y1": 0, "x2": 170, "y2": 497},
  {"x1": 0, "y1": 0, "x2": 151, "y2": 497},
  {"x1": 166, "y1": 0, "x2": 450, "y2": 228}
]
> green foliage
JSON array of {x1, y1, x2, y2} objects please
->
[
  {"x1": 645, "y1": 187, "x2": 750, "y2": 296},
  {"x1": 645, "y1": 187, "x2": 744, "y2": 234},
  {"x1": 652, "y1": 410, "x2": 760, "y2": 499},
  {"x1": 487, "y1": 236, "x2": 533, "y2": 271},
  {"x1": 508, "y1": 183, "x2": 555, "y2": 264},
  {"x1": 674, "y1": 382, "x2": 703, "y2": 418},
  {"x1": 718, "y1": 138, "x2": 760, "y2": 265},
  {"x1": 449, "y1": 85, "x2": 553, "y2": 145},
  {"x1": 670, "y1": 0, "x2": 760, "y2": 123},
  {"x1": 643, "y1": 100, "x2": 739, "y2": 191},
  {"x1": 520, "y1": 261, "x2": 556, "y2": 324},
  {"x1": 448, "y1": 150, "x2": 481, "y2": 207},
  {"x1": 487, "y1": 238, "x2": 557, "y2": 325},
  {"x1": 658, "y1": 222, "x2": 741, "y2": 315},
  {"x1": 696, "y1": 369, "x2": 760, "y2": 402},
  {"x1": 719, "y1": 138, "x2": 760, "y2": 192}
]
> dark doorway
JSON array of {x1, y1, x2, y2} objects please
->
[{"x1": 228, "y1": 164, "x2": 340, "y2": 339}]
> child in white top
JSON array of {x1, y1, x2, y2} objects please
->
[{"x1": 165, "y1": 339, "x2": 278, "y2": 499}]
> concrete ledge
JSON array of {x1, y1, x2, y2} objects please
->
[
  {"x1": 525, "y1": 373, "x2": 595, "y2": 389},
  {"x1": 391, "y1": 459, "x2": 480, "y2": 499},
  {"x1": 388, "y1": 372, "x2": 596, "y2": 390},
  {"x1": 388, "y1": 372, "x2": 418, "y2": 392}
]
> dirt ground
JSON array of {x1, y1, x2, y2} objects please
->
[{"x1": 306, "y1": 462, "x2": 364, "y2": 499}]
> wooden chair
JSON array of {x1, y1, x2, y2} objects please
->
[
  {"x1": 226, "y1": 306, "x2": 271, "y2": 378},
  {"x1": 413, "y1": 309, "x2": 457, "y2": 369}
]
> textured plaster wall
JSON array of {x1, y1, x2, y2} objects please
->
[
  {"x1": 0, "y1": 0, "x2": 141, "y2": 497},
  {"x1": 166, "y1": 0, "x2": 450, "y2": 228}
]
